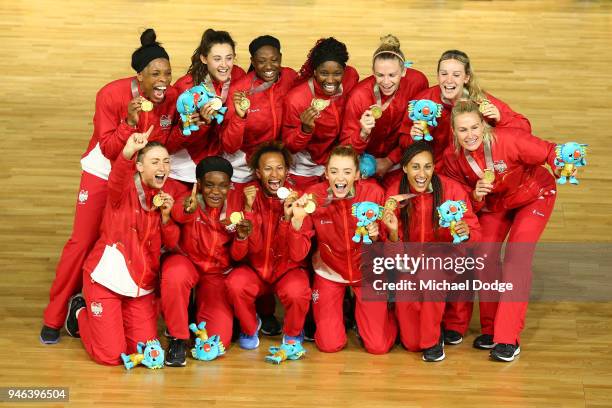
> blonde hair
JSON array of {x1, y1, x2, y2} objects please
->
[
  {"x1": 372, "y1": 34, "x2": 405, "y2": 68},
  {"x1": 450, "y1": 99, "x2": 495, "y2": 151},
  {"x1": 437, "y1": 50, "x2": 487, "y2": 103}
]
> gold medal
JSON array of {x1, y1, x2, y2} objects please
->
[
  {"x1": 210, "y1": 97, "x2": 223, "y2": 111},
  {"x1": 239, "y1": 97, "x2": 250, "y2": 111},
  {"x1": 370, "y1": 105, "x2": 383, "y2": 120},
  {"x1": 311, "y1": 98, "x2": 330, "y2": 112},
  {"x1": 478, "y1": 99, "x2": 491, "y2": 113},
  {"x1": 483, "y1": 169, "x2": 495, "y2": 183},
  {"x1": 384, "y1": 198, "x2": 398, "y2": 211},
  {"x1": 229, "y1": 211, "x2": 244, "y2": 225},
  {"x1": 152, "y1": 193, "x2": 164, "y2": 208},
  {"x1": 141, "y1": 100, "x2": 153, "y2": 112},
  {"x1": 304, "y1": 200, "x2": 316, "y2": 214}
]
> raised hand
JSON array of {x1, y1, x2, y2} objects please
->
[{"x1": 123, "y1": 125, "x2": 154, "y2": 159}]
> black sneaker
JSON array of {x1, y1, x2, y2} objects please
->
[
  {"x1": 64, "y1": 294, "x2": 85, "y2": 338},
  {"x1": 473, "y1": 334, "x2": 495, "y2": 350},
  {"x1": 165, "y1": 338, "x2": 187, "y2": 367},
  {"x1": 490, "y1": 343, "x2": 521, "y2": 362},
  {"x1": 422, "y1": 342, "x2": 445, "y2": 362},
  {"x1": 444, "y1": 330, "x2": 463, "y2": 345},
  {"x1": 260, "y1": 314, "x2": 282, "y2": 336},
  {"x1": 40, "y1": 325, "x2": 60, "y2": 345}
]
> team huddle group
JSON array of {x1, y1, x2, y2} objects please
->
[{"x1": 39, "y1": 27, "x2": 568, "y2": 366}]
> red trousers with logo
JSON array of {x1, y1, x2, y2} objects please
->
[
  {"x1": 312, "y1": 274, "x2": 397, "y2": 354},
  {"x1": 44, "y1": 172, "x2": 108, "y2": 329},
  {"x1": 160, "y1": 254, "x2": 233, "y2": 347},
  {"x1": 225, "y1": 265, "x2": 311, "y2": 336},
  {"x1": 78, "y1": 275, "x2": 158, "y2": 366}
]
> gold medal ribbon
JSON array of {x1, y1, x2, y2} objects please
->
[
  {"x1": 204, "y1": 74, "x2": 231, "y2": 103},
  {"x1": 464, "y1": 139, "x2": 495, "y2": 179},
  {"x1": 372, "y1": 83, "x2": 397, "y2": 115}
]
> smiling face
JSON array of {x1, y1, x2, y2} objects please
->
[
  {"x1": 373, "y1": 58, "x2": 404, "y2": 96},
  {"x1": 252, "y1": 45, "x2": 281, "y2": 83},
  {"x1": 255, "y1": 151, "x2": 287, "y2": 195},
  {"x1": 325, "y1": 155, "x2": 359, "y2": 198},
  {"x1": 137, "y1": 58, "x2": 172, "y2": 104},
  {"x1": 314, "y1": 61, "x2": 344, "y2": 96},
  {"x1": 136, "y1": 146, "x2": 170, "y2": 189},
  {"x1": 201, "y1": 43, "x2": 235, "y2": 83},
  {"x1": 437, "y1": 58, "x2": 470, "y2": 104},
  {"x1": 199, "y1": 171, "x2": 230, "y2": 208},
  {"x1": 403, "y1": 150, "x2": 434, "y2": 193},
  {"x1": 453, "y1": 111, "x2": 485, "y2": 152}
]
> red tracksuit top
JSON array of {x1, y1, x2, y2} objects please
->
[
  {"x1": 83, "y1": 154, "x2": 180, "y2": 292},
  {"x1": 442, "y1": 127, "x2": 558, "y2": 213},
  {"x1": 398, "y1": 86, "x2": 532, "y2": 171},
  {"x1": 173, "y1": 66, "x2": 247, "y2": 162},
  {"x1": 385, "y1": 174, "x2": 481, "y2": 243},
  {"x1": 170, "y1": 188, "x2": 258, "y2": 274},
  {"x1": 340, "y1": 69, "x2": 429, "y2": 163},
  {"x1": 238, "y1": 180, "x2": 307, "y2": 283},
  {"x1": 220, "y1": 67, "x2": 298, "y2": 156},
  {"x1": 81, "y1": 77, "x2": 183, "y2": 179},
  {"x1": 289, "y1": 180, "x2": 385, "y2": 284},
  {"x1": 282, "y1": 66, "x2": 359, "y2": 167}
]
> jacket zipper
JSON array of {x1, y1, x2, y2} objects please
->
[{"x1": 340, "y1": 201, "x2": 353, "y2": 282}]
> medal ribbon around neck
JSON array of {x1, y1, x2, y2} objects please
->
[
  {"x1": 372, "y1": 84, "x2": 397, "y2": 114},
  {"x1": 248, "y1": 74, "x2": 277, "y2": 95},
  {"x1": 196, "y1": 193, "x2": 228, "y2": 221},
  {"x1": 464, "y1": 139, "x2": 494, "y2": 179},
  {"x1": 308, "y1": 77, "x2": 343, "y2": 100},
  {"x1": 204, "y1": 74, "x2": 231, "y2": 103},
  {"x1": 134, "y1": 174, "x2": 157, "y2": 212}
]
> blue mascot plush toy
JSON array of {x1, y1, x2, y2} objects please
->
[
  {"x1": 176, "y1": 84, "x2": 228, "y2": 136},
  {"x1": 120, "y1": 339, "x2": 164, "y2": 370},
  {"x1": 408, "y1": 99, "x2": 443, "y2": 142},
  {"x1": 351, "y1": 201, "x2": 384, "y2": 244},
  {"x1": 437, "y1": 200, "x2": 469, "y2": 244},
  {"x1": 554, "y1": 142, "x2": 587, "y2": 185},
  {"x1": 359, "y1": 153, "x2": 377, "y2": 179},
  {"x1": 189, "y1": 321, "x2": 226, "y2": 361},
  {"x1": 265, "y1": 339, "x2": 306, "y2": 364}
]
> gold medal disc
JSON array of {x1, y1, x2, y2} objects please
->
[
  {"x1": 152, "y1": 193, "x2": 164, "y2": 208},
  {"x1": 210, "y1": 97, "x2": 223, "y2": 111},
  {"x1": 478, "y1": 99, "x2": 491, "y2": 114},
  {"x1": 229, "y1": 211, "x2": 244, "y2": 225},
  {"x1": 384, "y1": 198, "x2": 398, "y2": 211},
  {"x1": 311, "y1": 98, "x2": 330, "y2": 112},
  {"x1": 483, "y1": 169, "x2": 496, "y2": 183},
  {"x1": 304, "y1": 200, "x2": 316, "y2": 214},
  {"x1": 239, "y1": 97, "x2": 250, "y2": 111},
  {"x1": 141, "y1": 100, "x2": 154, "y2": 112},
  {"x1": 370, "y1": 105, "x2": 383, "y2": 120}
]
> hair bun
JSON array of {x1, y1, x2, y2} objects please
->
[
  {"x1": 140, "y1": 28, "x2": 157, "y2": 47},
  {"x1": 379, "y1": 34, "x2": 400, "y2": 49}
]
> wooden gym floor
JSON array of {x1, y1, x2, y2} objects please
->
[{"x1": 1, "y1": 1, "x2": 611, "y2": 407}]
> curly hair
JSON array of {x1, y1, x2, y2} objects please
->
[{"x1": 297, "y1": 37, "x2": 349, "y2": 80}]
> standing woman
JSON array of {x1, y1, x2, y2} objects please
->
[
  {"x1": 41, "y1": 29, "x2": 182, "y2": 344},
  {"x1": 282, "y1": 38, "x2": 359, "y2": 190},
  {"x1": 287, "y1": 146, "x2": 397, "y2": 354},
  {"x1": 381, "y1": 141, "x2": 481, "y2": 362},
  {"x1": 399, "y1": 49, "x2": 531, "y2": 171},
  {"x1": 443, "y1": 100, "x2": 561, "y2": 362},
  {"x1": 170, "y1": 29, "x2": 247, "y2": 183},
  {"x1": 220, "y1": 35, "x2": 297, "y2": 186},
  {"x1": 341, "y1": 35, "x2": 428, "y2": 184}
]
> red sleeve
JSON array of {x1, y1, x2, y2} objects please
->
[
  {"x1": 487, "y1": 93, "x2": 531, "y2": 132},
  {"x1": 342, "y1": 66, "x2": 360, "y2": 94},
  {"x1": 161, "y1": 218, "x2": 180, "y2": 249},
  {"x1": 451, "y1": 183, "x2": 481, "y2": 242},
  {"x1": 287, "y1": 216, "x2": 315, "y2": 263},
  {"x1": 243, "y1": 210, "x2": 263, "y2": 255},
  {"x1": 508, "y1": 129, "x2": 558, "y2": 170},
  {"x1": 107, "y1": 154, "x2": 134, "y2": 208},
  {"x1": 442, "y1": 150, "x2": 485, "y2": 213},
  {"x1": 170, "y1": 194, "x2": 197, "y2": 224},
  {"x1": 219, "y1": 84, "x2": 247, "y2": 154},
  {"x1": 340, "y1": 86, "x2": 369, "y2": 153},
  {"x1": 230, "y1": 235, "x2": 249, "y2": 261},
  {"x1": 95, "y1": 89, "x2": 135, "y2": 161},
  {"x1": 282, "y1": 91, "x2": 312, "y2": 153}
]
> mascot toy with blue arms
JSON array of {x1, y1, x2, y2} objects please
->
[
  {"x1": 352, "y1": 201, "x2": 384, "y2": 244},
  {"x1": 189, "y1": 321, "x2": 226, "y2": 361},
  {"x1": 554, "y1": 142, "x2": 587, "y2": 185},
  {"x1": 359, "y1": 153, "x2": 377, "y2": 179},
  {"x1": 120, "y1": 339, "x2": 164, "y2": 370},
  {"x1": 437, "y1": 200, "x2": 469, "y2": 244},
  {"x1": 265, "y1": 339, "x2": 306, "y2": 365},
  {"x1": 176, "y1": 89, "x2": 199, "y2": 136},
  {"x1": 408, "y1": 99, "x2": 443, "y2": 142},
  {"x1": 191, "y1": 84, "x2": 227, "y2": 124}
]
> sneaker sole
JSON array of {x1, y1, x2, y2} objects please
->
[
  {"x1": 490, "y1": 346, "x2": 521, "y2": 362},
  {"x1": 473, "y1": 342, "x2": 496, "y2": 350},
  {"x1": 39, "y1": 336, "x2": 60, "y2": 345},
  {"x1": 165, "y1": 360, "x2": 187, "y2": 367},
  {"x1": 423, "y1": 351, "x2": 446, "y2": 362},
  {"x1": 64, "y1": 294, "x2": 83, "y2": 338},
  {"x1": 445, "y1": 337, "x2": 463, "y2": 345}
]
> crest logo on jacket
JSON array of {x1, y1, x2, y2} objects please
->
[
  {"x1": 160, "y1": 115, "x2": 172, "y2": 128},
  {"x1": 78, "y1": 190, "x2": 88, "y2": 204},
  {"x1": 493, "y1": 160, "x2": 507, "y2": 173},
  {"x1": 91, "y1": 302, "x2": 103, "y2": 317},
  {"x1": 312, "y1": 289, "x2": 320, "y2": 304}
]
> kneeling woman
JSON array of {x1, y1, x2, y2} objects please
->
[
  {"x1": 64, "y1": 127, "x2": 179, "y2": 366},
  {"x1": 287, "y1": 146, "x2": 397, "y2": 354},
  {"x1": 381, "y1": 141, "x2": 481, "y2": 362}
]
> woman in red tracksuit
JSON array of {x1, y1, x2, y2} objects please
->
[
  {"x1": 340, "y1": 35, "x2": 428, "y2": 185},
  {"x1": 443, "y1": 100, "x2": 561, "y2": 362},
  {"x1": 171, "y1": 29, "x2": 247, "y2": 183},
  {"x1": 40, "y1": 29, "x2": 184, "y2": 344},
  {"x1": 220, "y1": 35, "x2": 297, "y2": 187},
  {"x1": 225, "y1": 142, "x2": 312, "y2": 350},
  {"x1": 398, "y1": 49, "x2": 531, "y2": 172},
  {"x1": 381, "y1": 141, "x2": 481, "y2": 362},
  {"x1": 161, "y1": 156, "x2": 257, "y2": 366},
  {"x1": 287, "y1": 146, "x2": 397, "y2": 354},
  {"x1": 63, "y1": 128, "x2": 179, "y2": 366},
  {"x1": 282, "y1": 37, "x2": 359, "y2": 191}
]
